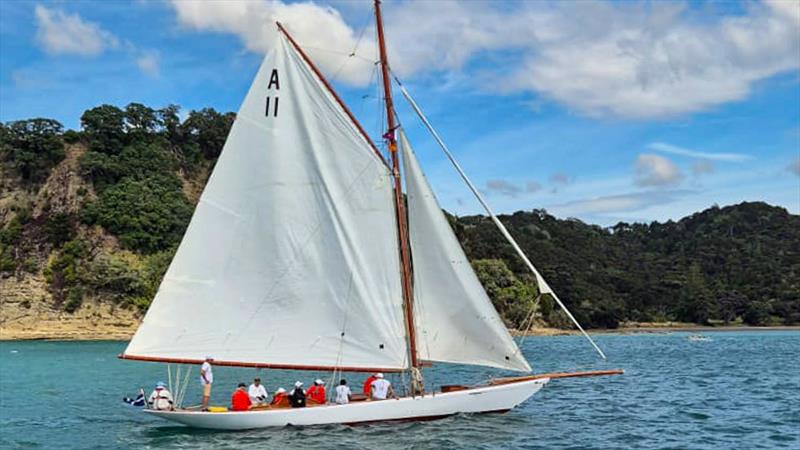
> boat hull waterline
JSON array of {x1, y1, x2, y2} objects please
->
[{"x1": 144, "y1": 378, "x2": 548, "y2": 429}]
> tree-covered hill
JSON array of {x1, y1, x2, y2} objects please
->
[{"x1": 1, "y1": 103, "x2": 798, "y2": 333}]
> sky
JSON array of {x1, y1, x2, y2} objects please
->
[{"x1": 1, "y1": 0, "x2": 798, "y2": 226}]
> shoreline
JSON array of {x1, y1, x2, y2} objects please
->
[
  {"x1": 1, "y1": 324, "x2": 798, "y2": 342},
  {"x1": 514, "y1": 324, "x2": 800, "y2": 336}
]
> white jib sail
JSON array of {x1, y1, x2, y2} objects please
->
[
  {"x1": 124, "y1": 33, "x2": 409, "y2": 370},
  {"x1": 400, "y1": 130, "x2": 531, "y2": 372}
]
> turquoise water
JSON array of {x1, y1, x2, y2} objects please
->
[{"x1": 1, "y1": 332, "x2": 798, "y2": 449}]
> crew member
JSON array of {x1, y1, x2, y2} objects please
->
[
  {"x1": 363, "y1": 373, "x2": 377, "y2": 397},
  {"x1": 248, "y1": 377, "x2": 268, "y2": 405},
  {"x1": 288, "y1": 381, "x2": 306, "y2": 408},
  {"x1": 335, "y1": 379, "x2": 352, "y2": 405},
  {"x1": 231, "y1": 383, "x2": 252, "y2": 411},
  {"x1": 307, "y1": 379, "x2": 326, "y2": 404},
  {"x1": 270, "y1": 388, "x2": 288, "y2": 407},
  {"x1": 148, "y1": 382, "x2": 174, "y2": 411},
  {"x1": 370, "y1": 373, "x2": 396, "y2": 400},
  {"x1": 200, "y1": 356, "x2": 214, "y2": 411}
]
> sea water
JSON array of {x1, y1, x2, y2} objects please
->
[{"x1": 1, "y1": 331, "x2": 798, "y2": 449}]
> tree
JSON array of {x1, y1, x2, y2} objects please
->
[
  {"x1": 81, "y1": 105, "x2": 127, "y2": 154},
  {"x1": 0, "y1": 118, "x2": 65, "y2": 183},
  {"x1": 182, "y1": 108, "x2": 235, "y2": 159}
]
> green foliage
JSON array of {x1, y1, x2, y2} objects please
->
[
  {"x1": 43, "y1": 213, "x2": 75, "y2": 246},
  {"x1": 182, "y1": 108, "x2": 235, "y2": 159},
  {"x1": 457, "y1": 201, "x2": 800, "y2": 328},
  {"x1": 82, "y1": 175, "x2": 192, "y2": 253},
  {"x1": 81, "y1": 105, "x2": 127, "y2": 155},
  {"x1": 0, "y1": 118, "x2": 65, "y2": 183},
  {"x1": 80, "y1": 141, "x2": 177, "y2": 191},
  {"x1": 472, "y1": 259, "x2": 540, "y2": 328}
]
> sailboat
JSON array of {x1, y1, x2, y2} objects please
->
[{"x1": 120, "y1": 1, "x2": 622, "y2": 430}]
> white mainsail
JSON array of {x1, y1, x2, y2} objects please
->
[
  {"x1": 124, "y1": 34, "x2": 409, "y2": 370},
  {"x1": 400, "y1": 130, "x2": 532, "y2": 372}
]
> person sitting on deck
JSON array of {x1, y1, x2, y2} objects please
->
[
  {"x1": 148, "y1": 382, "x2": 174, "y2": 410},
  {"x1": 248, "y1": 377, "x2": 268, "y2": 405},
  {"x1": 288, "y1": 381, "x2": 306, "y2": 408},
  {"x1": 370, "y1": 373, "x2": 396, "y2": 400},
  {"x1": 306, "y1": 379, "x2": 326, "y2": 405},
  {"x1": 270, "y1": 388, "x2": 289, "y2": 407},
  {"x1": 124, "y1": 388, "x2": 146, "y2": 407},
  {"x1": 231, "y1": 383, "x2": 252, "y2": 411},
  {"x1": 335, "y1": 379, "x2": 352, "y2": 405},
  {"x1": 363, "y1": 373, "x2": 378, "y2": 397}
]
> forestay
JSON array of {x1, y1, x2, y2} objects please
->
[
  {"x1": 400, "y1": 130, "x2": 531, "y2": 372},
  {"x1": 124, "y1": 33, "x2": 408, "y2": 370}
]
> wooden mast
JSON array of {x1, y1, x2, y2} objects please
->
[{"x1": 374, "y1": 0, "x2": 421, "y2": 383}]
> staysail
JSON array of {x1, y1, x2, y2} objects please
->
[
  {"x1": 123, "y1": 33, "x2": 409, "y2": 371},
  {"x1": 400, "y1": 130, "x2": 532, "y2": 372}
]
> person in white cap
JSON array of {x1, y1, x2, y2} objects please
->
[
  {"x1": 307, "y1": 379, "x2": 326, "y2": 404},
  {"x1": 148, "y1": 381, "x2": 174, "y2": 411},
  {"x1": 370, "y1": 373, "x2": 396, "y2": 400},
  {"x1": 270, "y1": 387, "x2": 288, "y2": 407},
  {"x1": 200, "y1": 356, "x2": 214, "y2": 411},
  {"x1": 288, "y1": 381, "x2": 306, "y2": 408}
]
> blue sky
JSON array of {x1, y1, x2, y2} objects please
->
[{"x1": 1, "y1": 0, "x2": 798, "y2": 225}]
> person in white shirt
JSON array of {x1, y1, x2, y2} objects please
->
[
  {"x1": 334, "y1": 379, "x2": 352, "y2": 405},
  {"x1": 148, "y1": 382, "x2": 174, "y2": 411},
  {"x1": 200, "y1": 356, "x2": 214, "y2": 411},
  {"x1": 248, "y1": 377, "x2": 268, "y2": 405},
  {"x1": 369, "y1": 373, "x2": 395, "y2": 400}
]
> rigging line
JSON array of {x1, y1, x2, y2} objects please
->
[
  {"x1": 299, "y1": 46, "x2": 375, "y2": 63},
  {"x1": 330, "y1": 6, "x2": 375, "y2": 85},
  {"x1": 517, "y1": 294, "x2": 543, "y2": 352},
  {"x1": 393, "y1": 74, "x2": 607, "y2": 360}
]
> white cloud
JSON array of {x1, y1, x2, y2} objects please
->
[
  {"x1": 648, "y1": 142, "x2": 751, "y2": 162},
  {"x1": 506, "y1": 0, "x2": 800, "y2": 118},
  {"x1": 166, "y1": 0, "x2": 799, "y2": 119},
  {"x1": 550, "y1": 190, "x2": 694, "y2": 215},
  {"x1": 169, "y1": 0, "x2": 374, "y2": 85},
  {"x1": 136, "y1": 52, "x2": 159, "y2": 76},
  {"x1": 635, "y1": 154, "x2": 683, "y2": 187},
  {"x1": 34, "y1": 5, "x2": 118, "y2": 56}
]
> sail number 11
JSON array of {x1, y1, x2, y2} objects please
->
[{"x1": 265, "y1": 69, "x2": 280, "y2": 118}]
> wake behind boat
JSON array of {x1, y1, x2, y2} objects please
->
[{"x1": 119, "y1": 0, "x2": 622, "y2": 429}]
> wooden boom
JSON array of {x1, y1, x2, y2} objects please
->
[{"x1": 489, "y1": 369, "x2": 624, "y2": 385}]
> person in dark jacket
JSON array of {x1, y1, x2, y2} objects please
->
[{"x1": 288, "y1": 381, "x2": 306, "y2": 408}]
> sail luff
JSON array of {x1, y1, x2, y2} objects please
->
[
  {"x1": 374, "y1": 0, "x2": 419, "y2": 373},
  {"x1": 276, "y1": 22, "x2": 388, "y2": 169}
]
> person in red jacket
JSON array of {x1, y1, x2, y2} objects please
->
[
  {"x1": 363, "y1": 374, "x2": 377, "y2": 397},
  {"x1": 307, "y1": 379, "x2": 326, "y2": 404},
  {"x1": 231, "y1": 383, "x2": 252, "y2": 411}
]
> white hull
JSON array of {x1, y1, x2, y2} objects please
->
[{"x1": 145, "y1": 378, "x2": 548, "y2": 430}]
